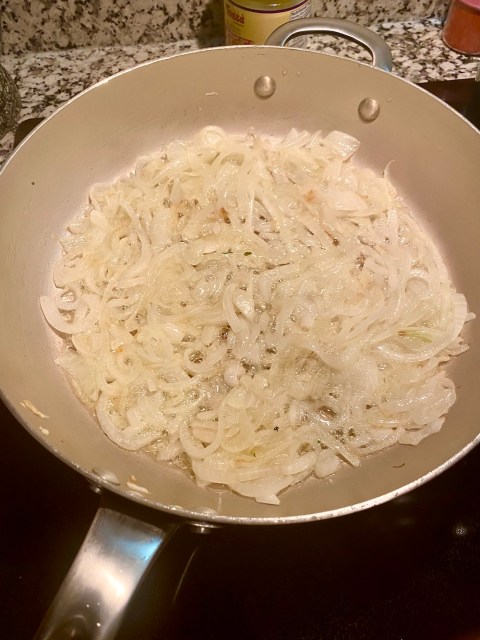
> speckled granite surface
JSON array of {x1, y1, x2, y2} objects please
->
[
  {"x1": 1, "y1": 18, "x2": 478, "y2": 161},
  {"x1": 2, "y1": 0, "x2": 449, "y2": 54},
  {"x1": 1, "y1": 0, "x2": 224, "y2": 54}
]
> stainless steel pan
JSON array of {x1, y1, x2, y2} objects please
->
[{"x1": 1, "y1": 19, "x2": 480, "y2": 639}]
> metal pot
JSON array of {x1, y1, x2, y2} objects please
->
[{"x1": 1, "y1": 19, "x2": 479, "y2": 639}]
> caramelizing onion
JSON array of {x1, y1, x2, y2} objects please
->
[{"x1": 40, "y1": 126, "x2": 473, "y2": 505}]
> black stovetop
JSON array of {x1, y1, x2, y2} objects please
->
[{"x1": 2, "y1": 79, "x2": 480, "y2": 640}]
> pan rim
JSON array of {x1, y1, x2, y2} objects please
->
[
  {"x1": 2, "y1": 43, "x2": 480, "y2": 526},
  {"x1": 4, "y1": 43, "x2": 480, "y2": 178},
  {"x1": 4, "y1": 386, "x2": 480, "y2": 526}
]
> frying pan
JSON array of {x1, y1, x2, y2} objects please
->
[{"x1": 1, "y1": 18, "x2": 480, "y2": 639}]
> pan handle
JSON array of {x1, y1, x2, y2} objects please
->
[
  {"x1": 34, "y1": 507, "x2": 178, "y2": 640},
  {"x1": 265, "y1": 18, "x2": 393, "y2": 72}
]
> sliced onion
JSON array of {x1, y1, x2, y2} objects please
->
[{"x1": 42, "y1": 126, "x2": 472, "y2": 506}]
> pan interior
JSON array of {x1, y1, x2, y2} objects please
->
[{"x1": 1, "y1": 46, "x2": 480, "y2": 523}]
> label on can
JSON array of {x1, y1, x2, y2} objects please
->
[{"x1": 224, "y1": 0, "x2": 312, "y2": 46}]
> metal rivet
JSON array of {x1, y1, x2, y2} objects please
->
[
  {"x1": 92, "y1": 467, "x2": 121, "y2": 485},
  {"x1": 190, "y1": 522, "x2": 218, "y2": 534},
  {"x1": 254, "y1": 76, "x2": 276, "y2": 99},
  {"x1": 89, "y1": 483, "x2": 102, "y2": 495},
  {"x1": 358, "y1": 97, "x2": 380, "y2": 122},
  {"x1": 194, "y1": 506, "x2": 219, "y2": 515}
]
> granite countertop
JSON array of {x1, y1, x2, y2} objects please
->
[{"x1": 1, "y1": 17, "x2": 478, "y2": 160}]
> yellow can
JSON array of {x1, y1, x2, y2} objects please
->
[{"x1": 224, "y1": 0, "x2": 312, "y2": 45}]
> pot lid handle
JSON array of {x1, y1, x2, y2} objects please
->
[{"x1": 265, "y1": 18, "x2": 393, "y2": 73}]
